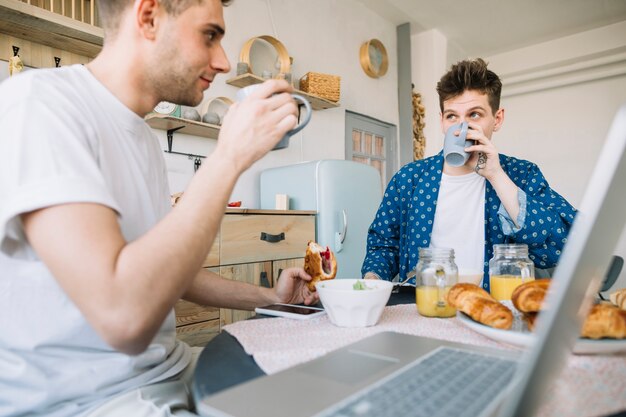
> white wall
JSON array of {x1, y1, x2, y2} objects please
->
[
  {"x1": 159, "y1": 0, "x2": 399, "y2": 207},
  {"x1": 490, "y1": 21, "x2": 626, "y2": 291},
  {"x1": 410, "y1": 29, "x2": 448, "y2": 157},
  {"x1": 411, "y1": 20, "x2": 626, "y2": 291}
]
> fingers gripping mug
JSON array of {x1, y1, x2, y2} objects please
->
[
  {"x1": 235, "y1": 83, "x2": 312, "y2": 150},
  {"x1": 443, "y1": 121, "x2": 472, "y2": 167}
]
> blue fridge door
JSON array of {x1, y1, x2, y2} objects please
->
[
  {"x1": 260, "y1": 160, "x2": 382, "y2": 278},
  {"x1": 260, "y1": 161, "x2": 320, "y2": 210},
  {"x1": 315, "y1": 160, "x2": 382, "y2": 278}
]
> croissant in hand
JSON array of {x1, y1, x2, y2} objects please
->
[
  {"x1": 303, "y1": 241, "x2": 337, "y2": 292},
  {"x1": 448, "y1": 283, "x2": 513, "y2": 330}
]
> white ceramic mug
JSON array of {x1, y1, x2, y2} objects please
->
[{"x1": 235, "y1": 83, "x2": 312, "y2": 150}]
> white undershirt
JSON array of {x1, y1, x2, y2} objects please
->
[{"x1": 430, "y1": 172, "x2": 485, "y2": 273}]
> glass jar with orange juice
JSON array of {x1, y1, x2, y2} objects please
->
[
  {"x1": 415, "y1": 248, "x2": 458, "y2": 318},
  {"x1": 488, "y1": 244, "x2": 534, "y2": 301}
]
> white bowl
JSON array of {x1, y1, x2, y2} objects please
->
[{"x1": 316, "y1": 279, "x2": 393, "y2": 327}]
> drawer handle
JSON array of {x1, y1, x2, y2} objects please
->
[
  {"x1": 260, "y1": 232, "x2": 285, "y2": 243},
  {"x1": 260, "y1": 272, "x2": 271, "y2": 288}
]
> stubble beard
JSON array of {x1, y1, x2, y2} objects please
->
[{"x1": 150, "y1": 44, "x2": 204, "y2": 107}]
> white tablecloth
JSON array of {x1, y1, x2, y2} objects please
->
[{"x1": 223, "y1": 304, "x2": 626, "y2": 417}]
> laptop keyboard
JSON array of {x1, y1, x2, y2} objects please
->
[{"x1": 316, "y1": 347, "x2": 517, "y2": 417}]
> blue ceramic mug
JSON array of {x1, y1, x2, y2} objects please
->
[{"x1": 443, "y1": 121, "x2": 471, "y2": 167}]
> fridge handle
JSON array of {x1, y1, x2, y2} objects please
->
[{"x1": 334, "y1": 209, "x2": 347, "y2": 253}]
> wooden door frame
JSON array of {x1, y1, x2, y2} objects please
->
[{"x1": 345, "y1": 110, "x2": 397, "y2": 187}]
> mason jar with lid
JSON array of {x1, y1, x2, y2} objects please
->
[
  {"x1": 415, "y1": 247, "x2": 458, "y2": 318},
  {"x1": 488, "y1": 243, "x2": 535, "y2": 301}
]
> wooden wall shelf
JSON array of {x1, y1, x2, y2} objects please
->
[
  {"x1": 145, "y1": 114, "x2": 220, "y2": 139},
  {"x1": 0, "y1": 0, "x2": 103, "y2": 57},
  {"x1": 226, "y1": 73, "x2": 340, "y2": 110}
]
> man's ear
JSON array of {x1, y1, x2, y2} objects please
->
[
  {"x1": 493, "y1": 108, "x2": 505, "y2": 132},
  {"x1": 135, "y1": 0, "x2": 161, "y2": 40}
]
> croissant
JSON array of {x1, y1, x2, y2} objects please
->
[
  {"x1": 521, "y1": 312, "x2": 538, "y2": 331},
  {"x1": 303, "y1": 241, "x2": 337, "y2": 292},
  {"x1": 581, "y1": 304, "x2": 626, "y2": 339},
  {"x1": 526, "y1": 304, "x2": 626, "y2": 339},
  {"x1": 511, "y1": 279, "x2": 551, "y2": 313},
  {"x1": 609, "y1": 288, "x2": 626, "y2": 310},
  {"x1": 448, "y1": 283, "x2": 513, "y2": 330}
]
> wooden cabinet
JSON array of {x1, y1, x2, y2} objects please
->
[
  {"x1": 219, "y1": 261, "x2": 273, "y2": 326},
  {"x1": 0, "y1": 0, "x2": 103, "y2": 58},
  {"x1": 174, "y1": 268, "x2": 220, "y2": 347},
  {"x1": 175, "y1": 209, "x2": 316, "y2": 346},
  {"x1": 219, "y1": 213, "x2": 313, "y2": 264},
  {"x1": 272, "y1": 258, "x2": 308, "y2": 284}
]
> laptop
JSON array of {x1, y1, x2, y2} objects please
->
[{"x1": 195, "y1": 104, "x2": 626, "y2": 417}]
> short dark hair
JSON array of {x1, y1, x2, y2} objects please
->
[
  {"x1": 98, "y1": 0, "x2": 232, "y2": 36},
  {"x1": 436, "y1": 58, "x2": 502, "y2": 114}
]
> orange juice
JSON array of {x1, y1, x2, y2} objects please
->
[
  {"x1": 416, "y1": 286, "x2": 456, "y2": 317},
  {"x1": 489, "y1": 275, "x2": 535, "y2": 301}
]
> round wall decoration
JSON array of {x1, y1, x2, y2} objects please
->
[
  {"x1": 359, "y1": 39, "x2": 388, "y2": 78},
  {"x1": 239, "y1": 35, "x2": 291, "y2": 78}
]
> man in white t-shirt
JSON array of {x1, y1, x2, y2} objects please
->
[
  {"x1": 362, "y1": 59, "x2": 577, "y2": 290},
  {"x1": 0, "y1": 1, "x2": 318, "y2": 416}
]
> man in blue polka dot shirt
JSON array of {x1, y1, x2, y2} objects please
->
[{"x1": 361, "y1": 58, "x2": 577, "y2": 292}]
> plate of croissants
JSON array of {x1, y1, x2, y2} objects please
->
[{"x1": 448, "y1": 280, "x2": 626, "y2": 354}]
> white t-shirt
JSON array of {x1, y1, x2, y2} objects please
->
[
  {"x1": 430, "y1": 172, "x2": 486, "y2": 273},
  {"x1": 0, "y1": 65, "x2": 190, "y2": 416}
]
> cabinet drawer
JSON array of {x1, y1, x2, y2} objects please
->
[
  {"x1": 220, "y1": 214, "x2": 315, "y2": 264},
  {"x1": 272, "y1": 258, "x2": 305, "y2": 283},
  {"x1": 202, "y1": 230, "x2": 220, "y2": 267},
  {"x1": 175, "y1": 299, "x2": 219, "y2": 326},
  {"x1": 175, "y1": 320, "x2": 220, "y2": 347}
]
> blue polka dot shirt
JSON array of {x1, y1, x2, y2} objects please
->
[{"x1": 361, "y1": 152, "x2": 577, "y2": 292}]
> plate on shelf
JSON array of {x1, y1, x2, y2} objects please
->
[{"x1": 456, "y1": 301, "x2": 626, "y2": 355}]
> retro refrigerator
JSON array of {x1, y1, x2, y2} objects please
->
[{"x1": 260, "y1": 160, "x2": 382, "y2": 278}]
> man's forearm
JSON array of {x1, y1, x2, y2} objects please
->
[
  {"x1": 182, "y1": 268, "x2": 277, "y2": 310},
  {"x1": 489, "y1": 170, "x2": 520, "y2": 225}
]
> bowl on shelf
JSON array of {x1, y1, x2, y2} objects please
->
[
  {"x1": 202, "y1": 111, "x2": 221, "y2": 125},
  {"x1": 316, "y1": 279, "x2": 393, "y2": 328},
  {"x1": 200, "y1": 96, "x2": 233, "y2": 126},
  {"x1": 181, "y1": 106, "x2": 201, "y2": 121}
]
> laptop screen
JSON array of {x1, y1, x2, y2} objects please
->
[{"x1": 502, "y1": 104, "x2": 626, "y2": 417}]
